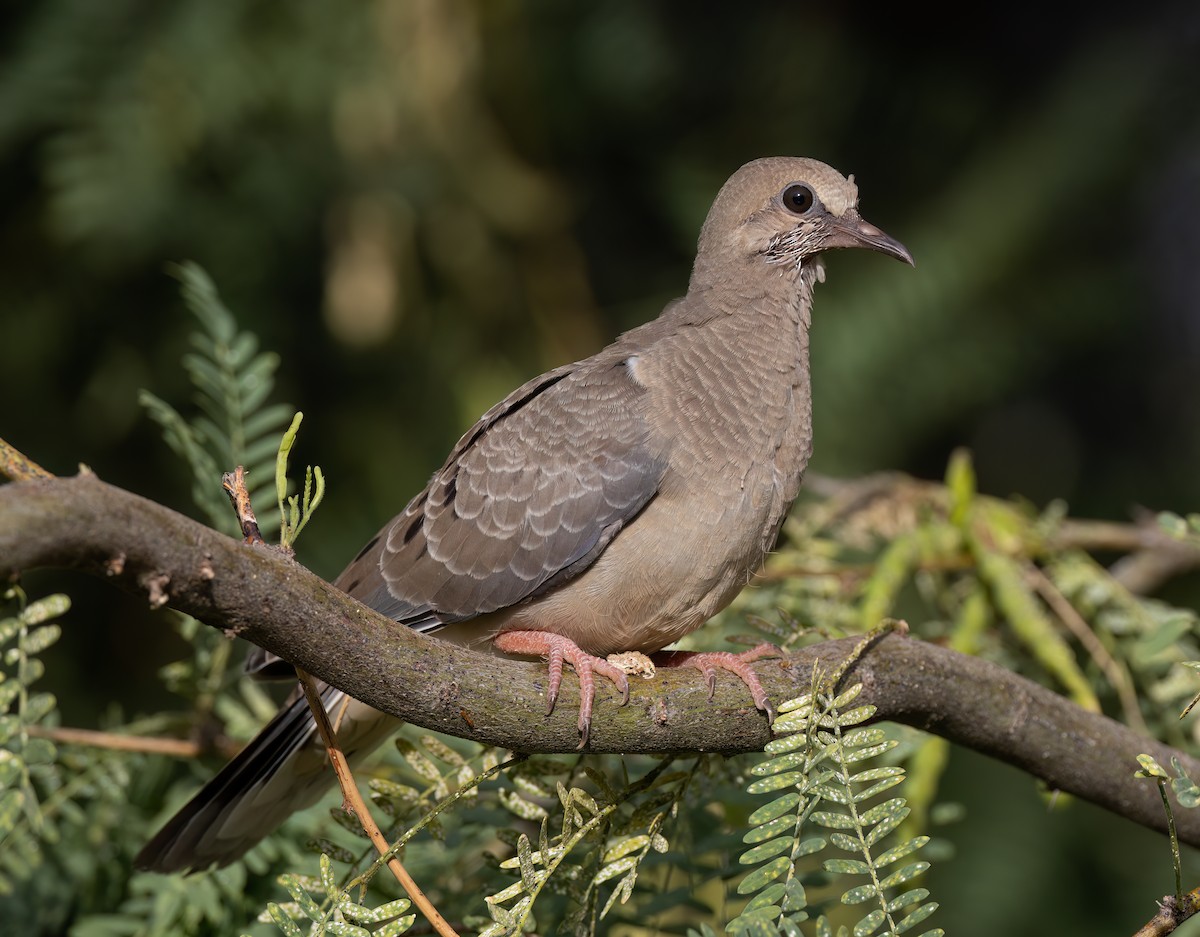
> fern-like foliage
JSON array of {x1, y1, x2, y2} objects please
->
[
  {"x1": 0, "y1": 587, "x2": 69, "y2": 894},
  {"x1": 476, "y1": 755, "x2": 695, "y2": 936},
  {"x1": 139, "y1": 261, "x2": 293, "y2": 536},
  {"x1": 259, "y1": 854, "x2": 413, "y2": 937},
  {"x1": 731, "y1": 680, "x2": 941, "y2": 937}
]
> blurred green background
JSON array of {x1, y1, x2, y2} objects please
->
[{"x1": 2, "y1": 2, "x2": 1199, "y2": 932}]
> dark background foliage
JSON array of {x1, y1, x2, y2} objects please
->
[{"x1": 2, "y1": 3, "x2": 1199, "y2": 933}]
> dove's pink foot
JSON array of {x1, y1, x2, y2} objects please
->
[
  {"x1": 656, "y1": 642, "x2": 781, "y2": 720},
  {"x1": 493, "y1": 630, "x2": 630, "y2": 748}
]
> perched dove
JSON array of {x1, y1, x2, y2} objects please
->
[{"x1": 137, "y1": 156, "x2": 912, "y2": 871}]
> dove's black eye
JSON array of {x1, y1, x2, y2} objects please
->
[{"x1": 782, "y1": 184, "x2": 815, "y2": 214}]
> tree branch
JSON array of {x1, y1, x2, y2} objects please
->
[{"x1": 3, "y1": 473, "x2": 1200, "y2": 846}]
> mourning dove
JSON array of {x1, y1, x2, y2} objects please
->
[{"x1": 137, "y1": 156, "x2": 912, "y2": 871}]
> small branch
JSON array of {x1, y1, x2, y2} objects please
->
[
  {"x1": 1133, "y1": 888, "x2": 1200, "y2": 937},
  {"x1": 222, "y1": 466, "x2": 266, "y2": 546},
  {"x1": 0, "y1": 436, "x2": 53, "y2": 482},
  {"x1": 295, "y1": 668, "x2": 459, "y2": 937},
  {"x1": 222, "y1": 463, "x2": 455, "y2": 935},
  {"x1": 26, "y1": 725, "x2": 210, "y2": 758}
]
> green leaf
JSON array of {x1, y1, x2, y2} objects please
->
[
  {"x1": 1135, "y1": 616, "x2": 1195, "y2": 660},
  {"x1": 824, "y1": 858, "x2": 871, "y2": 875},
  {"x1": 974, "y1": 549, "x2": 1098, "y2": 711},
  {"x1": 895, "y1": 901, "x2": 939, "y2": 934},
  {"x1": 22, "y1": 738, "x2": 55, "y2": 765},
  {"x1": 603, "y1": 834, "x2": 649, "y2": 862},
  {"x1": 369, "y1": 779, "x2": 420, "y2": 807},
  {"x1": 748, "y1": 771, "x2": 804, "y2": 794},
  {"x1": 23, "y1": 595, "x2": 70, "y2": 625},
  {"x1": 842, "y1": 740, "x2": 899, "y2": 764},
  {"x1": 751, "y1": 751, "x2": 810, "y2": 775},
  {"x1": 496, "y1": 782, "x2": 549, "y2": 820},
  {"x1": 747, "y1": 792, "x2": 802, "y2": 826},
  {"x1": 840, "y1": 727, "x2": 887, "y2": 748},
  {"x1": 571, "y1": 787, "x2": 601, "y2": 817},
  {"x1": 244, "y1": 434, "x2": 288, "y2": 471},
  {"x1": 859, "y1": 534, "x2": 917, "y2": 629},
  {"x1": 852, "y1": 776, "x2": 905, "y2": 802},
  {"x1": 887, "y1": 888, "x2": 930, "y2": 912},
  {"x1": 1171, "y1": 769, "x2": 1200, "y2": 808},
  {"x1": 0, "y1": 749, "x2": 19, "y2": 781},
  {"x1": 828, "y1": 831, "x2": 863, "y2": 853},
  {"x1": 1158, "y1": 512, "x2": 1189, "y2": 538},
  {"x1": 736, "y1": 855, "x2": 792, "y2": 895},
  {"x1": 776, "y1": 694, "x2": 815, "y2": 715},
  {"x1": 266, "y1": 903, "x2": 304, "y2": 937},
  {"x1": 395, "y1": 738, "x2": 445, "y2": 789},
  {"x1": 0, "y1": 683, "x2": 21, "y2": 714},
  {"x1": 0, "y1": 789, "x2": 24, "y2": 837},
  {"x1": 866, "y1": 809, "x2": 908, "y2": 846},
  {"x1": 879, "y1": 861, "x2": 930, "y2": 889},
  {"x1": 812, "y1": 784, "x2": 852, "y2": 806},
  {"x1": 276, "y1": 412, "x2": 304, "y2": 508},
  {"x1": 873, "y1": 836, "x2": 929, "y2": 869},
  {"x1": 604, "y1": 869, "x2": 640, "y2": 918},
  {"x1": 23, "y1": 691, "x2": 57, "y2": 724},
  {"x1": 740, "y1": 836, "x2": 794, "y2": 865},
  {"x1": 325, "y1": 922, "x2": 371, "y2": 936},
  {"x1": 278, "y1": 875, "x2": 322, "y2": 918},
  {"x1": 848, "y1": 766, "x2": 905, "y2": 785},
  {"x1": 840, "y1": 882, "x2": 879, "y2": 905},
  {"x1": 772, "y1": 710, "x2": 814, "y2": 734},
  {"x1": 183, "y1": 354, "x2": 227, "y2": 404},
  {"x1": 810, "y1": 811, "x2": 855, "y2": 830},
  {"x1": 860, "y1": 798, "x2": 908, "y2": 826},
  {"x1": 420, "y1": 734, "x2": 466, "y2": 766},
  {"x1": 794, "y1": 837, "x2": 827, "y2": 857},
  {"x1": 239, "y1": 365, "x2": 278, "y2": 414},
  {"x1": 1135, "y1": 754, "x2": 1168, "y2": 779},
  {"x1": 782, "y1": 878, "x2": 808, "y2": 911},
  {"x1": 376, "y1": 914, "x2": 416, "y2": 937},
  {"x1": 516, "y1": 833, "x2": 538, "y2": 887},
  {"x1": 242, "y1": 403, "x2": 294, "y2": 444},
  {"x1": 766, "y1": 731, "x2": 816, "y2": 754},
  {"x1": 831, "y1": 684, "x2": 865, "y2": 709},
  {"x1": 744, "y1": 815, "x2": 799, "y2": 844},
  {"x1": 743, "y1": 883, "x2": 787, "y2": 912},
  {"x1": 727, "y1": 906, "x2": 786, "y2": 937},
  {"x1": 853, "y1": 908, "x2": 887, "y2": 936}
]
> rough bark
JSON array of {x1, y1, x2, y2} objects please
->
[{"x1": 3, "y1": 473, "x2": 1199, "y2": 845}]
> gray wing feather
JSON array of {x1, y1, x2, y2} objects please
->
[{"x1": 334, "y1": 357, "x2": 665, "y2": 628}]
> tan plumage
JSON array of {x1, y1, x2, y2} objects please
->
[{"x1": 137, "y1": 157, "x2": 912, "y2": 872}]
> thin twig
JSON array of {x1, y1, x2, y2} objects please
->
[
  {"x1": 221, "y1": 466, "x2": 266, "y2": 545},
  {"x1": 295, "y1": 667, "x2": 459, "y2": 937},
  {"x1": 1132, "y1": 887, "x2": 1200, "y2": 936},
  {"x1": 220, "y1": 465, "x2": 457, "y2": 936},
  {"x1": 1026, "y1": 565, "x2": 1148, "y2": 735},
  {"x1": 0, "y1": 436, "x2": 53, "y2": 482},
  {"x1": 28, "y1": 725, "x2": 201, "y2": 758}
]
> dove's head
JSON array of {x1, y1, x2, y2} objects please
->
[{"x1": 690, "y1": 156, "x2": 912, "y2": 294}]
